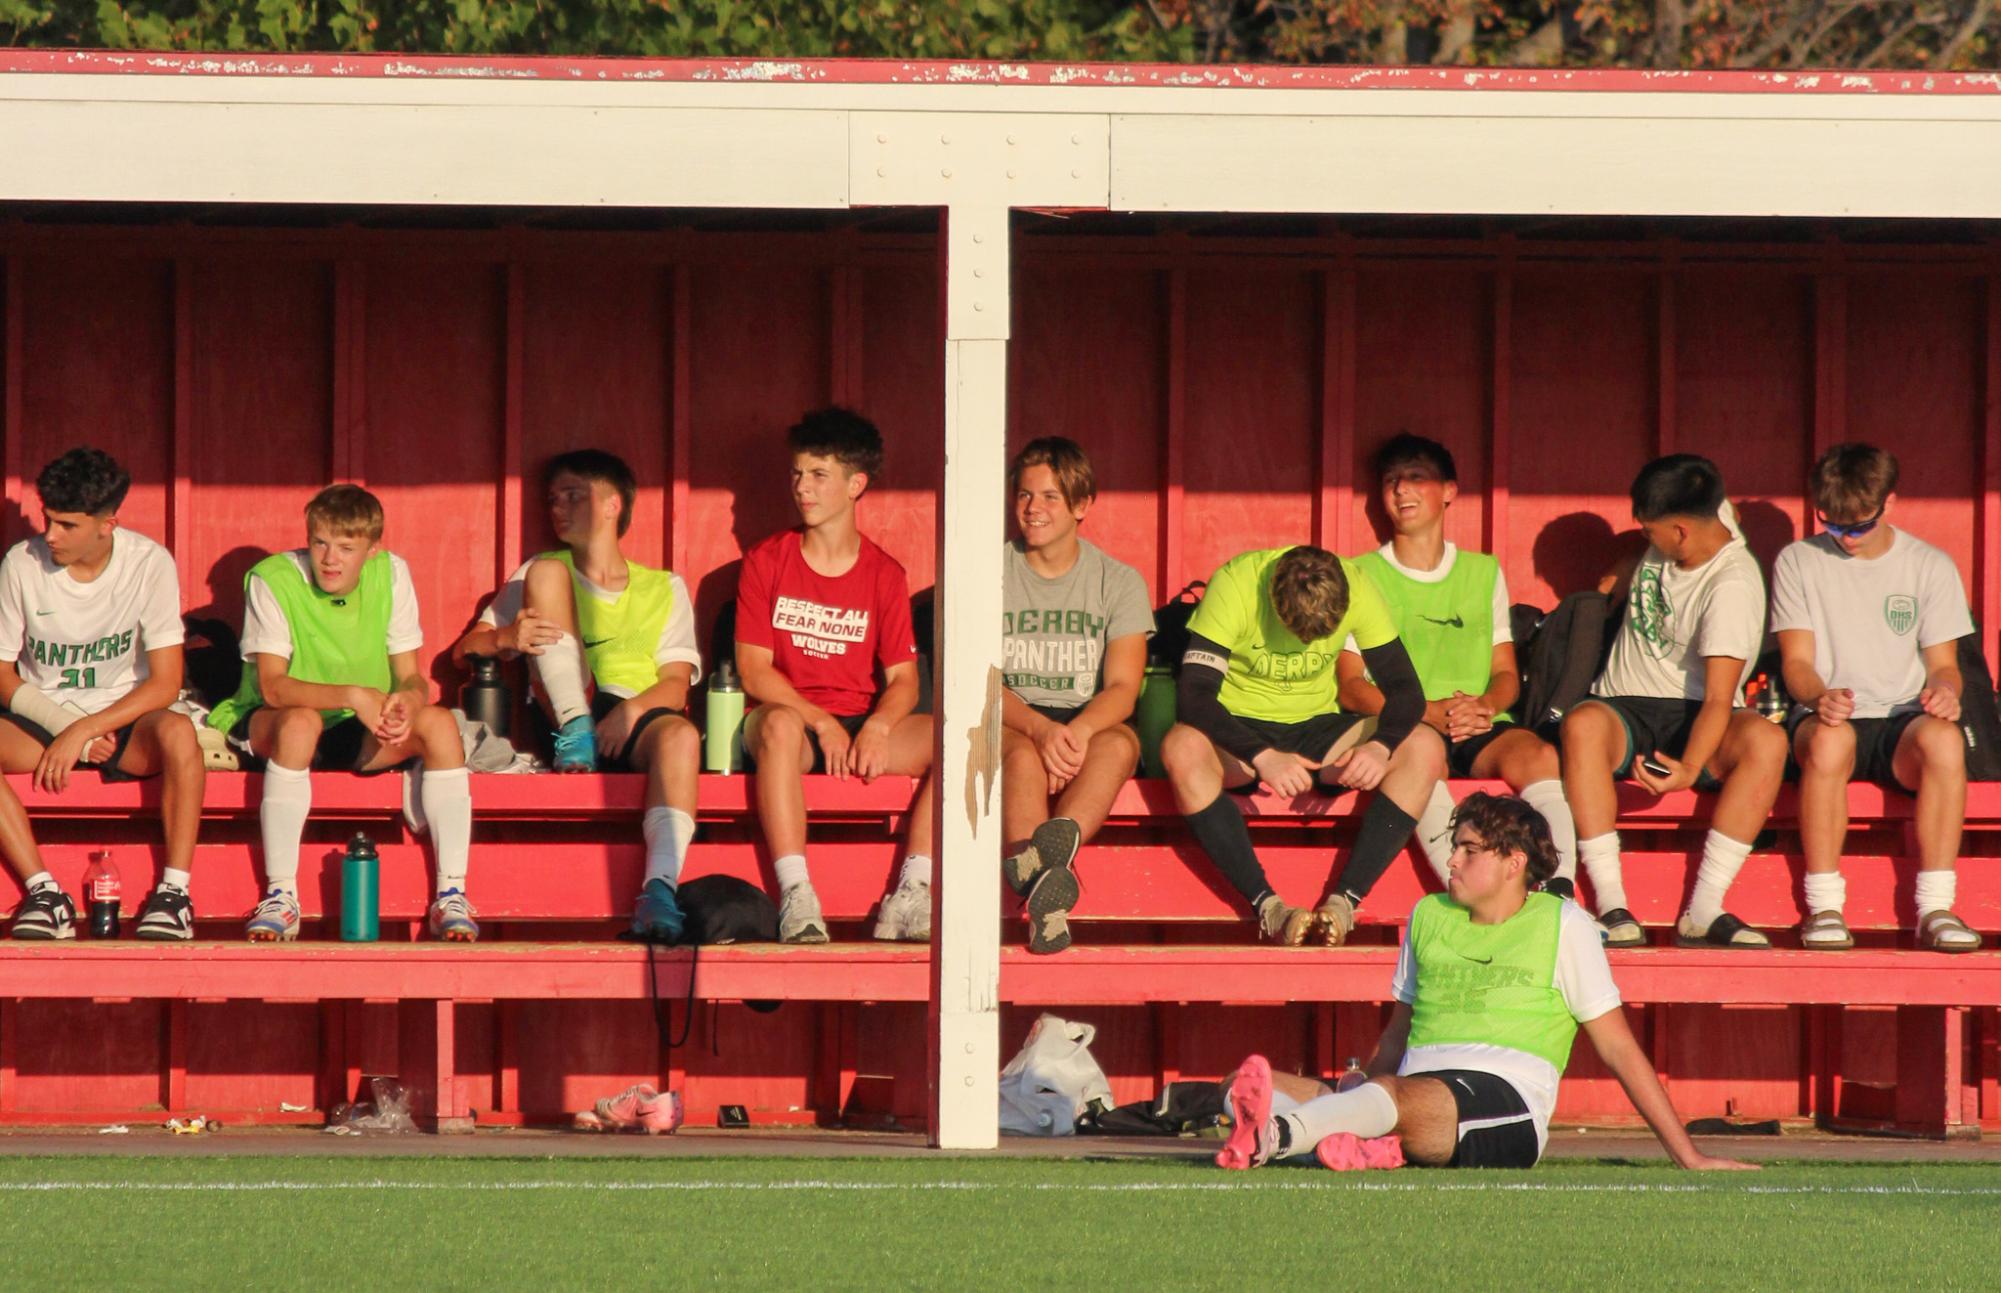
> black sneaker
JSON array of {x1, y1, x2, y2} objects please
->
[
  {"x1": 135, "y1": 887, "x2": 195, "y2": 942},
  {"x1": 11, "y1": 887, "x2": 77, "y2": 941}
]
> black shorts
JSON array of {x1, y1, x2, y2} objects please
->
[
  {"x1": 228, "y1": 711, "x2": 377, "y2": 772},
  {"x1": 1583, "y1": 695, "x2": 1722, "y2": 791},
  {"x1": 743, "y1": 709, "x2": 871, "y2": 774},
  {"x1": 0, "y1": 711, "x2": 141, "y2": 782},
  {"x1": 1786, "y1": 709, "x2": 1921, "y2": 787},
  {"x1": 1028, "y1": 701, "x2": 1136, "y2": 731},
  {"x1": 1420, "y1": 1068, "x2": 1542, "y2": 1169},
  {"x1": 1224, "y1": 712, "x2": 1371, "y2": 792},
  {"x1": 1446, "y1": 722, "x2": 1519, "y2": 779},
  {"x1": 589, "y1": 690, "x2": 684, "y2": 773}
]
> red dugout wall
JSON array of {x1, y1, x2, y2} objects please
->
[{"x1": 1, "y1": 213, "x2": 1995, "y2": 1126}]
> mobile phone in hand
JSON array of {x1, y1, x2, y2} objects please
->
[{"x1": 1640, "y1": 756, "x2": 1673, "y2": 778}]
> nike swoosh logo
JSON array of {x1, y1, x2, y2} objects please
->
[
  {"x1": 1420, "y1": 615, "x2": 1465, "y2": 628},
  {"x1": 1458, "y1": 953, "x2": 1493, "y2": 964},
  {"x1": 33, "y1": 610, "x2": 52, "y2": 616},
  {"x1": 582, "y1": 637, "x2": 611, "y2": 649}
]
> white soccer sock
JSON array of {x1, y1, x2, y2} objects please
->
[
  {"x1": 1270, "y1": 1090, "x2": 1303, "y2": 1117},
  {"x1": 1277, "y1": 1082, "x2": 1399, "y2": 1159},
  {"x1": 1915, "y1": 869, "x2": 1957, "y2": 918},
  {"x1": 1414, "y1": 781, "x2": 1457, "y2": 886},
  {"x1": 1577, "y1": 832, "x2": 1627, "y2": 914},
  {"x1": 899, "y1": 853, "x2": 933, "y2": 889},
  {"x1": 643, "y1": 806, "x2": 695, "y2": 889},
  {"x1": 26, "y1": 872, "x2": 57, "y2": 894},
  {"x1": 533, "y1": 631, "x2": 592, "y2": 727},
  {"x1": 1520, "y1": 780, "x2": 1578, "y2": 884},
  {"x1": 1685, "y1": 830, "x2": 1755, "y2": 930},
  {"x1": 160, "y1": 868, "x2": 192, "y2": 893},
  {"x1": 773, "y1": 854, "x2": 811, "y2": 893},
  {"x1": 421, "y1": 767, "x2": 473, "y2": 894},
  {"x1": 1802, "y1": 870, "x2": 1846, "y2": 916},
  {"x1": 259, "y1": 762, "x2": 312, "y2": 892}
]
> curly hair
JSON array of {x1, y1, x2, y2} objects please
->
[
  {"x1": 35, "y1": 448, "x2": 131, "y2": 516},
  {"x1": 1450, "y1": 791, "x2": 1562, "y2": 888}
]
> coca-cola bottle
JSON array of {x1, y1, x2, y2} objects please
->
[{"x1": 82, "y1": 851, "x2": 120, "y2": 939}]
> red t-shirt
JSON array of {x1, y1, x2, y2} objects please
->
[{"x1": 735, "y1": 529, "x2": 918, "y2": 718}]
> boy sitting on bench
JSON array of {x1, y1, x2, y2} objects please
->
[
  {"x1": 1772, "y1": 443, "x2": 1980, "y2": 952},
  {"x1": 210, "y1": 486, "x2": 476, "y2": 942}
]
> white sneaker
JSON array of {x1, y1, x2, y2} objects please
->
[
  {"x1": 778, "y1": 883, "x2": 830, "y2": 944},
  {"x1": 872, "y1": 881, "x2": 931, "y2": 942},
  {"x1": 244, "y1": 888, "x2": 301, "y2": 942}
]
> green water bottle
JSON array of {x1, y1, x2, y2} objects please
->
[
  {"x1": 1135, "y1": 665, "x2": 1177, "y2": 778},
  {"x1": 340, "y1": 833, "x2": 379, "y2": 942},
  {"x1": 705, "y1": 660, "x2": 745, "y2": 774}
]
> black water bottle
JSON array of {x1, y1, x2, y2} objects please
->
[{"x1": 463, "y1": 654, "x2": 511, "y2": 738}]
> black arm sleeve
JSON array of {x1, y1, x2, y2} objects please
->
[
  {"x1": 1359, "y1": 637, "x2": 1425, "y2": 752},
  {"x1": 1176, "y1": 632, "x2": 1271, "y2": 767}
]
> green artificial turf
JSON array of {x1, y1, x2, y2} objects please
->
[{"x1": 5, "y1": 1154, "x2": 1997, "y2": 1290}]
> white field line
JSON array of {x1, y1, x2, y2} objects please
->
[{"x1": 0, "y1": 1180, "x2": 1992, "y2": 1196}]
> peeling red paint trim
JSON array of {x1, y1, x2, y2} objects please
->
[{"x1": 0, "y1": 49, "x2": 1999, "y2": 94}]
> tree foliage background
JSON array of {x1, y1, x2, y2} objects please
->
[{"x1": 0, "y1": 1, "x2": 1995, "y2": 69}]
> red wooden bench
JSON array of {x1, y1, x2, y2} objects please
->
[{"x1": 0, "y1": 772, "x2": 1995, "y2": 1136}]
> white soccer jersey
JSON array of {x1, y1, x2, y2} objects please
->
[{"x1": 0, "y1": 529, "x2": 185, "y2": 715}]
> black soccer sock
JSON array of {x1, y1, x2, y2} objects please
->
[
  {"x1": 1332, "y1": 794, "x2": 1420, "y2": 906},
  {"x1": 1184, "y1": 795, "x2": 1273, "y2": 910}
]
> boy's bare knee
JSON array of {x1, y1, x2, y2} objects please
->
[
  {"x1": 751, "y1": 707, "x2": 805, "y2": 759},
  {"x1": 1159, "y1": 724, "x2": 1212, "y2": 780},
  {"x1": 1797, "y1": 724, "x2": 1855, "y2": 774}
]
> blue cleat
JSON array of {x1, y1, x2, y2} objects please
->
[
  {"x1": 553, "y1": 714, "x2": 598, "y2": 773},
  {"x1": 630, "y1": 878, "x2": 686, "y2": 945}
]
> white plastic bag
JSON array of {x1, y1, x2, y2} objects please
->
[{"x1": 998, "y1": 1013, "x2": 1114, "y2": 1136}]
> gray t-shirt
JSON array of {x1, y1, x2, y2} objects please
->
[
  {"x1": 1002, "y1": 538, "x2": 1154, "y2": 711},
  {"x1": 1768, "y1": 527, "x2": 1973, "y2": 719}
]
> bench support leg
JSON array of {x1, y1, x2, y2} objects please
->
[
  {"x1": 1895, "y1": 1006, "x2": 1977, "y2": 1141},
  {"x1": 400, "y1": 998, "x2": 472, "y2": 1134}
]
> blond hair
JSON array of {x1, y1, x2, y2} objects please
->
[
  {"x1": 305, "y1": 484, "x2": 385, "y2": 542},
  {"x1": 1010, "y1": 437, "x2": 1097, "y2": 509},
  {"x1": 1269, "y1": 546, "x2": 1349, "y2": 643}
]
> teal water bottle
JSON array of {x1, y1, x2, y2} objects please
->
[
  {"x1": 340, "y1": 833, "x2": 380, "y2": 942},
  {"x1": 705, "y1": 661, "x2": 745, "y2": 774},
  {"x1": 1135, "y1": 665, "x2": 1177, "y2": 778}
]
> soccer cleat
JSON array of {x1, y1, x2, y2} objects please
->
[
  {"x1": 1315, "y1": 1132, "x2": 1406, "y2": 1172},
  {"x1": 630, "y1": 878, "x2": 686, "y2": 945},
  {"x1": 778, "y1": 883, "x2": 829, "y2": 944},
  {"x1": 1025, "y1": 865, "x2": 1080, "y2": 955},
  {"x1": 134, "y1": 886, "x2": 196, "y2": 942},
  {"x1": 428, "y1": 889, "x2": 480, "y2": 942},
  {"x1": 552, "y1": 714, "x2": 598, "y2": 773},
  {"x1": 244, "y1": 888, "x2": 301, "y2": 942},
  {"x1": 1257, "y1": 894, "x2": 1314, "y2": 946},
  {"x1": 872, "y1": 880, "x2": 932, "y2": 942},
  {"x1": 11, "y1": 886, "x2": 77, "y2": 941},
  {"x1": 1215, "y1": 1053, "x2": 1279, "y2": 1170},
  {"x1": 1004, "y1": 817, "x2": 1081, "y2": 897},
  {"x1": 1314, "y1": 892, "x2": 1357, "y2": 947},
  {"x1": 579, "y1": 1083, "x2": 683, "y2": 1135}
]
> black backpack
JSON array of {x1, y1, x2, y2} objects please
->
[
  {"x1": 1956, "y1": 630, "x2": 2001, "y2": 781},
  {"x1": 677, "y1": 875, "x2": 780, "y2": 944},
  {"x1": 1148, "y1": 580, "x2": 1208, "y2": 671},
  {"x1": 181, "y1": 615, "x2": 243, "y2": 710},
  {"x1": 1518, "y1": 591, "x2": 1619, "y2": 735}
]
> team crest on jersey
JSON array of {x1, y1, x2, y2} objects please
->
[{"x1": 1884, "y1": 595, "x2": 1917, "y2": 636}]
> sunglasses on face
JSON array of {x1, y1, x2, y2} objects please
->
[{"x1": 1819, "y1": 507, "x2": 1885, "y2": 540}]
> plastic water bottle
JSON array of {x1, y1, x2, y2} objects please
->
[
  {"x1": 340, "y1": 833, "x2": 379, "y2": 942},
  {"x1": 705, "y1": 661, "x2": 745, "y2": 774},
  {"x1": 83, "y1": 851, "x2": 120, "y2": 940},
  {"x1": 462, "y1": 654, "x2": 511, "y2": 738},
  {"x1": 1134, "y1": 665, "x2": 1177, "y2": 778}
]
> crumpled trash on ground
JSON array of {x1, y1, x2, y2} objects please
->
[
  {"x1": 572, "y1": 1084, "x2": 681, "y2": 1135},
  {"x1": 324, "y1": 1077, "x2": 417, "y2": 1135},
  {"x1": 97, "y1": 1124, "x2": 129, "y2": 1135},
  {"x1": 165, "y1": 1115, "x2": 219, "y2": 1134}
]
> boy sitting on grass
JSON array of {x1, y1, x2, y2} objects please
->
[
  {"x1": 209, "y1": 485, "x2": 476, "y2": 942},
  {"x1": 453, "y1": 449, "x2": 702, "y2": 944}
]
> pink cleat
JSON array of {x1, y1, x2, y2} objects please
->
[
  {"x1": 576, "y1": 1083, "x2": 683, "y2": 1135},
  {"x1": 1314, "y1": 1132, "x2": 1406, "y2": 1171},
  {"x1": 1214, "y1": 1054, "x2": 1277, "y2": 1170}
]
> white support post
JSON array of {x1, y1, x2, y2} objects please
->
[{"x1": 930, "y1": 202, "x2": 1011, "y2": 1149}]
